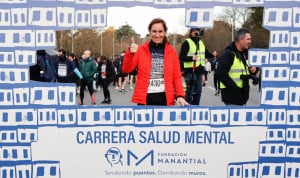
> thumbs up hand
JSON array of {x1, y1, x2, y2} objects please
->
[{"x1": 130, "y1": 38, "x2": 138, "y2": 53}]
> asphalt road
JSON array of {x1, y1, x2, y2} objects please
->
[{"x1": 76, "y1": 73, "x2": 260, "y2": 106}]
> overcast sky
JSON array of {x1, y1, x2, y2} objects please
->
[{"x1": 107, "y1": 7, "x2": 221, "y2": 37}]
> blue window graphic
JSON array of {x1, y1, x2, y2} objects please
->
[
  {"x1": 30, "y1": 133, "x2": 35, "y2": 141},
  {"x1": 275, "y1": 166, "x2": 281, "y2": 175},
  {"x1": 61, "y1": 114, "x2": 65, "y2": 122},
  {"x1": 271, "y1": 146, "x2": 275, "y2": 153},
  {"x1": 246, "y1": 112, "x2": 252, "y2": 121},
  {"x1": 229, "y1": 168, "x2": 234, "y2": 176},
  {"x1": 14, "y1": 14, "x2": 18, "y2": 23},
  {"x1": 50, "y1": 166, "x2": 56, "y2": 176},
  {"x1": 25, "y1": 33, "x2": 31, "y2": 43},
  {"x1": 288, "y1": 168, "x2": 292, "y2": 176},
  {"x1": 289, "y1": 148, "x2": 293, "y2": 154},
  {"x1": 94, "y1": 112, "x2": 100, "y2": 121},
  {"x1": 0, "y1": 92, "x2": 4, "y2": 101},
  {"x1": 296, "y1": 168, "x2": 299, "y2": 177},
  {"x1": 234, "y1": 112, "x2": 239, "y2": 121},
  {"x1": 48, "y1": 90, "x2": 54, "y2": 100},
  {"x1": 290, "y1": 115, "x2": 294, "y2": 122},
  {"x1": 253, "y1": 55, "x2": 257, "y2": 63},
  {"x1": 16, "y1": 94, "x2": 20, "y2": 103},
  {"x1": 278, "y1": 131, "x2": 283, "y2": 138},
  {"x1": 61, "y1": 92, "x2": 65, "y2": 101},
  {"x1": 3, "y1": 112, "x2": 8, "y2": 122},
  {"x1": 297, "y1": 148, "x2": 300, "y2": 154},
  {"x1": 68, "y1": 13, "x2": 72, "y2": 23},
  {"x1": 245, "y1": 169, "x2": 248, "y2": 177},
  {"x1": 282, "y1": 11, "x2": 289, "y2": 22},
  {"x1": 279, "y1": 146, "x2": 283, "y2": 153},
  {"x1": 170, "y1": 112, "x2": 176, "y2": 121},
  {"x1": 137, "y1": 114, "x2": 142, "y2": 122},
  {"x1": 190, "y1": 11, "x2": 198, "y2": 22},
  {"x1": 2, "y1": 133, "x2": 7, "y2": 140},
  {"x1": 69, "y1": 113, "x2": 74, "y2": 121},
  {"x1": 262, "y1": 146, "x2": 266, "y2": 153},
  {"x1": 105, "y1": 112, "x2": 110, "y2": 121},
  {"x1": 21, "y1": 133, "x2": 26, "y2": 140},
  {"x1": 16, "y1": 112, "x2": 22, "y2": 122},
  {"x1": 0, "y1": 33, "x2": 5, "y2": 43},
  {"x1": 32, "y1": 11, "x2": 40, "y2": 21},
  {"x1": 2, "y1": 170, "x2": 7, "y2": 178},
  {"x1": 69, "y1": 93, "x2": 73, "y2": 102},
  {"x1": 77, "y1": 13, "x2": 82, "y2": 22},
  {"x1": 37, "y1": 167, "x2": 44, "y2": 176},
  {"x1": 12, "y1": 149, "x2": 17, "y2": 158},
  {"x1": 266, "y1": 90, "x2": 273, "y2": 100},
  {"x1": 21, "y1": 13, "x2": 25, "y2": 23},
  {"x1": 237, "y1": 168, "x2": 240, "y2": 176},
  {"x1": 181, "y1": 112, "x2": 186, "y2": 121},
  {"x1": 81, "y1": 112, "x2": 87, "y2": 121},
  {"x1": 203, "y1": 12, "x2": 210, "y2": 22},
  {"x1": 278, "y1": 91, "x2": 285, "y2": 100},
  {"x1": 21, "y1": 72, "x2": 26, "y2": 81},
  {"x1": 10, "y1": 132, "x2": 14, "y2": 139},
  {"x1": 252, "y1": 169, "x2": 255, "y2": 177},
  {"x1": 3, "y1": 149, "x2": 9, "y2": 158},
  {"x1": 157, "y1": 112, "x2": 163, "y2": 121},
  {"x1": 7, "y1": 54, "x2": 12, "y2": 62},
  {"x1": 23, "y1": 149, "x2": 28, "y2": 158},
  {"x1": 9, "y1": 71, "x2": 15, "y2": 81},
  {"x1": 269, "y1": 11, "x2": 276, "y2": 22},
  {"x1": 293, "y1": 71, "x2": 298, "y2": 79},
  {"x1": 85, "y1": 13, "x2": 89, "y2": 22},
  {"x1": 0, "y1": 54, "x2": 3, "y2": 62},
  {"x1": 1, "y1": 71, "x2": 5, "y2": 81},
  {"x1": 262, "y1": 166, "x2": 270, "y2": 175},
  {"x1": 7, "y1": 92, "x2": 11, "y2": 101},
  {"x1": 13, "y1": 33, "x2": 20, "y2": 43},
  {"x1": 60, "y1": 13, "x2": 64, "y2": 23},
  {"x1": 18, "y1": 170, "x2": 22, "y2": 178},
  {"x1": 294, "y1": 37, "x2": 298, "y2": 45},
  {"x1": 100, "y1": 14, "x2": 104, "y2": 23},
  {"x1": 27, "y1": 112, "x2": 33, "y2": 121},
  {"x1": 35, "y1": 90, "x2": 42, "y2": 100},
  {"x1": 269, "y1": 131, "x2": 274, "y2": 137},
  {"x1": 257, "y1": 112, "x2": 263, "y2": 121}
]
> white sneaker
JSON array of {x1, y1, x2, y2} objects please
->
[
  {"x1": 130, "y1": 86, "x2": 133, "y2": 90},
  {"x1": 115, "y1": 86, "x2": 119, "y2": 90},
  {"x1": 97, "y1": 87, "x2": 101, "y2": 92}
]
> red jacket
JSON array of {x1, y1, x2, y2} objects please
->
[{"x1": 123, "y1": 42, "x2": 185, "y2": 106}]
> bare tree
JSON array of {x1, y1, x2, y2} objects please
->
[{"x1": 217, "y1": 7, "x2": 253, "y2": 41}]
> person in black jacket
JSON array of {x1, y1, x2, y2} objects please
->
[
  {"x1": 179, "y1": 28, "x2": 216, "y2": 105},
  {"x1": 98, "y1": 55, "x2": 115, "y2": 104},
  {"x1": 215, "y1": 29, "x2": 257, "y2": 105}
]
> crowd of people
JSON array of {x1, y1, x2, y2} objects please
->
[{"x1": 30, "y1": 18, "x2": 260, "y2": 106}]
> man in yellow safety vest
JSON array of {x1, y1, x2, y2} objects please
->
[
  {"x1": 179, "y1": 28, "x2": 216, "y2": 105},
  {"x1": 215, "y1": 29, "x2": 258, "y2": 105}
]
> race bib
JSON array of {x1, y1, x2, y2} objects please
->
[
  {"x1": 148, "y1": 78, "x2": 165, "y2": 93},
  {"x1": 58, "y1": 64, "x2": 67, "y2": 77}
]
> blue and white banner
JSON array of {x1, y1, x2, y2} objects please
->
[{"x1": 0, "y1": 0, "x2": 300, "y2": 178}]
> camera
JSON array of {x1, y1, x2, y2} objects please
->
[
  {"x1": 195, "y1": 30, "x2": 204, "y2": 38},
  {"x1": 240, "y1": 74, "x2": 259, "y2": 85}
]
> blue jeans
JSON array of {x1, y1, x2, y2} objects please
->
[{"x1": 184, "y1": 71, "x2": 202, "y2": 105}]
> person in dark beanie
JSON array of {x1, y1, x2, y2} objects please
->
[{"x1": 179, "y1": 28, "x2": 216, "y2": 105}]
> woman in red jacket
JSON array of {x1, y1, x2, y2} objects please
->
[{"x1": 122, "y1": 18, "x2": 188, "y2": 106}]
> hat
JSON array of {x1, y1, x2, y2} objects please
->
[{"x1": 190, "y1": 28, "x2": 201, "y2": 33}]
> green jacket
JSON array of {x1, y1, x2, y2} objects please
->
[{"x1": 81, "y1": 57, "x2": 97, "y2": 82}]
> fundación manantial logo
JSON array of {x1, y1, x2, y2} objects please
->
[
  {"x1": 105, "y1": 147, "x2": 154, "y2": 167},
  {"x1": 105, "y1": 147, "x2": 124, "y2": 167}
]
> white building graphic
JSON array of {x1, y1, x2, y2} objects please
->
[{"x1": 0, "y1": 1, "x2": 299, "y2": 178}]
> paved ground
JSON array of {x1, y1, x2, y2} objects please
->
[{"x1": 76, "y1": 73, "x2": 260, "y2": 106}]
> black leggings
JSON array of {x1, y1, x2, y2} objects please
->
[
  {"x1": 80, "y1": 80, "x2": 94, "y2": 102},
  {"x1": 102, "y1": 79, "x2": 110, "y2": 100}
]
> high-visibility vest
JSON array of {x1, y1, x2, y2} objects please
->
[
  {"x1": 220, "y1": 53, "x2": 249, "y2": 89},
  {"x1": 183, "y1": 38, "x2": 206, "y2": 69}
]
